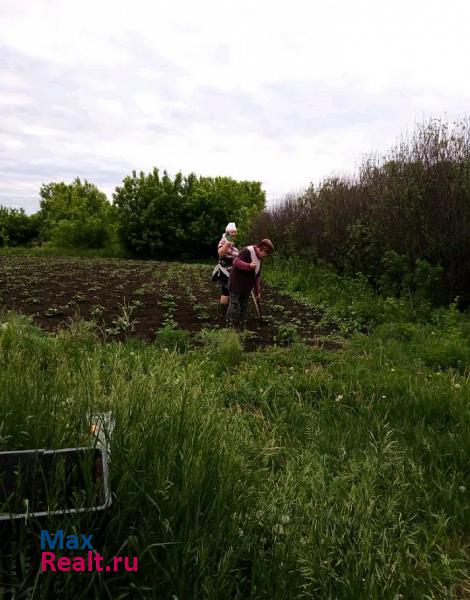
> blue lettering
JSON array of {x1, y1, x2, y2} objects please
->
[
  {"x1": 80, "y1": 534, "x2": 93, "y2": 550},
  {"x1": 65, "y1": 535, "x2": 79, "y2": 550},
  {"x1": 40, "y1": 530, "x2": 64, "y2": 550}
]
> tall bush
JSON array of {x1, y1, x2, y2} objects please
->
[{"x1": 251, "y1": 118, "x2": 470, "y2": 305}]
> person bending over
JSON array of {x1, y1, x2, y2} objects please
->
[{"x1": 226, "y1": 238, "x2": 274, "y2": 328}]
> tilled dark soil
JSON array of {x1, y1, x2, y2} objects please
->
[{"x1": 0, "y1": 256, "x2": 336, "y2": 350}]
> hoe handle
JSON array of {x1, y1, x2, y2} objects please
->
[{"x1": 251, "y1": 290, "x2": 262, "y2": 325}]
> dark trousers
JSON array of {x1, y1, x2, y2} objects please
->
[{"x1": 227, "y1": 292, "x2": 250, "y2": 326}]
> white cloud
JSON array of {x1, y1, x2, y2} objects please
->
[
  {"x1": 20, "y1": 124, "x2": 66, "y2": 137},
  {"x1": 0, "y1": 71, "x2": 29, "y2": 89},
  {"x1": 1, "y1": 0, "x2": 470, "y2": 212},
  {"x1": 133, "y1": 92, "x2": 165, "y2": 119},
  {"x1": 0, "y1": 92, "x2": 32, "y2": 107},
  {"x1": 2, "y1": 139, "x2": 25, "y2": 150},
  {"x1": 95, "y1": 98, "x2": 127, "y2": 119}
]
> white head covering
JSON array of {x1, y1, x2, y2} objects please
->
[{"x1": 225, "y1": 222, "x2": 237, "y2": 233}]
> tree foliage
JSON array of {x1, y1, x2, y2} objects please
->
[
  {"x1": 250, "y1": 118, "x2": 470, "y2": 306},
  {"x1": 38, "y1": 178, "x2": 115, "y2": 248},
  {"x1": 0, "y1": 206, "x2": 39, "y2": 247},
  {"x1": 113, "y1": 168, "x2": 265, "y2": 258}
]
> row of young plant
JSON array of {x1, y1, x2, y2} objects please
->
[{"x1": 251, "y1": 118, "x2": 470, "y2": 307}]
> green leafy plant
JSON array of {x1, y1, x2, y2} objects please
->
[
  {"x1": 154, "y1": 325, "x2": 190, "y2": 352},
  {"x1": 198, "y1": 328, "x2": 244, "y2": 370},
  {"x1": 275, "y1": 323, "x2": 300, "y2": 345},
  {"x1": 105, "y1": 301, "x2": 138, "y2": 336}
]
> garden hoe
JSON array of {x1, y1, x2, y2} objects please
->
[{"x1": 251, "y1": 290, "x2": 263, "y2": 327}]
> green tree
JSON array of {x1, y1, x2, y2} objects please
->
[
  {"x1": 113, "y1": 168, "x2": 265, "y2": 259},
  {"x1": 38, "y1": 178, "x2": 115, "y2": 248},
  {"x1": 0, "y1": 206, "x2": 39, "y2": 247}
]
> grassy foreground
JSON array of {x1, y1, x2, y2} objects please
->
[{"x1": 1, "y1": 260, "x2": 470, "y2": 598}]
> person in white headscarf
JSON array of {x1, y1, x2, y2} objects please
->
[{"x1": 211, "y1": 222, "x2": 239, "y2": 315}]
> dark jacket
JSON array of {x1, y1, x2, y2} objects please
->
[{"x1": 228, "y1": 247, "x2": 261, "y2": 296}]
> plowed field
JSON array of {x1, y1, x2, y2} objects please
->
[{"x1": 0, "y1": 256, "x2": 332, "y2": 349}]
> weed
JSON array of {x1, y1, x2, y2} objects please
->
[
  {"x1": 105, "y1": 301, "x2": 138, "y2": 336},
  {"x1": 275, "y1": 323, "x2": 300, "y2": 345},
  {"x1": 198, "y1": 328, "x2": 244, "y2": 370},
  {"x1": 90, "y1": 304, "x2": 105, "y2": 319},
  {"x1": 154, "y1": 325, "x2": 190, "y2": 352}
]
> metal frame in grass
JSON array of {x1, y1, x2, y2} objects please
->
[{"x1": 0, "y1": 447, "x2": 112, "y2": 521}]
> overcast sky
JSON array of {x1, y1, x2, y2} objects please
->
[{"x1": 1, "y1": 0, "x2": 470, "y2": 213}]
